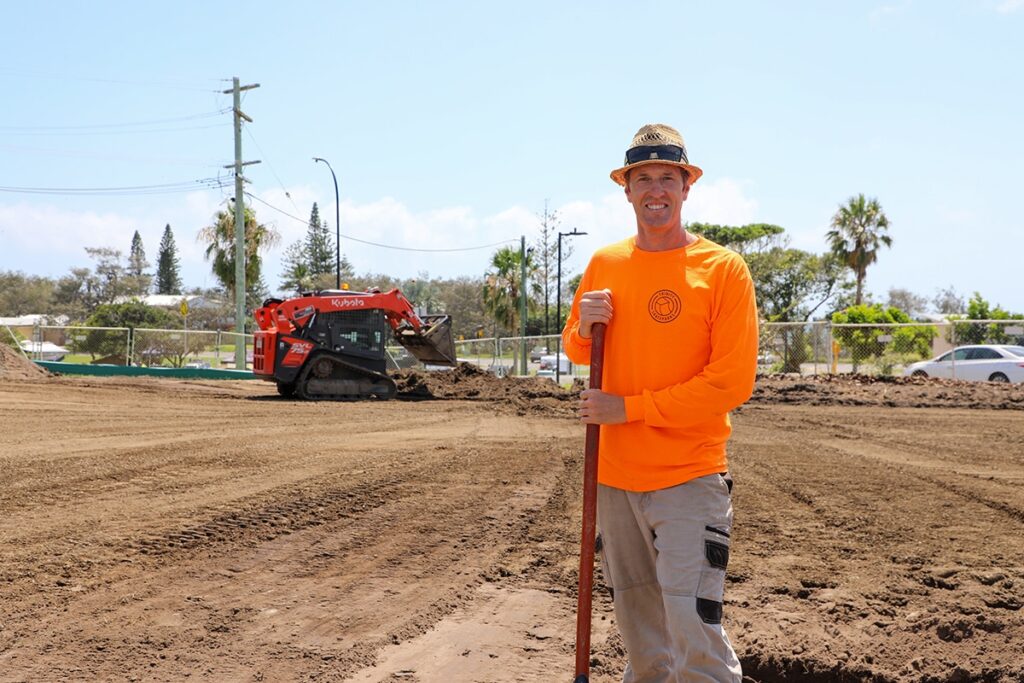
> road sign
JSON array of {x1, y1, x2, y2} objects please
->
[{"x1": 180, "y1": 299, "x2": 189, "y2": 317}]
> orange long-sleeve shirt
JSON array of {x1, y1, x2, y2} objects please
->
[{"x1": 562, "y1": 234, "x2": 759, "y2": 492}]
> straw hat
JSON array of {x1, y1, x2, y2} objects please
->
[{"x1": 609, "y1": 123, "x2": 703, "y2": 186}]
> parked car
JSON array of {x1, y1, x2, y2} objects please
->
[
  {"x1": 538, "y1": 352, "x2": 570, "y2": 374},
  {"x1": 529, "y1": 345, "x2": 550, "y2": 363},
  {"x1": 903, "y1": 345, "x2": 1024, "y2": 383},
  {"x1": 19, "y1": 340, "x2": 67, "y2": 361},
  {"x1": 183, "y1": 360, "x2": 212, "y2": 369}
]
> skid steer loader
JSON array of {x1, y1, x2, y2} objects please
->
[{"x1": 252, "y1": 288, "x2": 456, "y2": 400}]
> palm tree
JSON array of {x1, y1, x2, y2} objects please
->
[
  {"x1": 826, "y1": 194, "x2": 892, "y2": 305},
  {"x1": 482, "y1": 246, "x2": 541, "y2": 335},
  {"x1": 483, "y1": 247, "x2": 522, "y2": 335},
  {"x1": 197, "y1": 205, "x2": 280, "y2": 298}
]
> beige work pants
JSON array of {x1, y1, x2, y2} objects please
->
[{"x1": 597, "y1": 474, "x2": 742, "y2": 683}]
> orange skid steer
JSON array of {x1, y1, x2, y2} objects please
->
[{"x1": 252, "y1": 288, "x2": 456, "y2": 400}]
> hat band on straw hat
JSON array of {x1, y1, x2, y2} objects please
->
[
  {"x1": 610, "y1": 123, "x2": 703, "y2": 186},
  {"x1": 624, "y1": 144, "x2": 687, "y2": 165}
]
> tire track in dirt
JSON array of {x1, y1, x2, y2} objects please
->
[
  {"x1": 5, "y1": 377, "x2": 1024, "y2": 681},
  {"x1": 0, "y1": 434, "x2": 584, "y2": 682},
  {"x1": 817, "y1": 437, "x2": 1024, "y2": 526},
  {"x1": 729, "y1": 407, "x2": 1024, "y2": 682}
]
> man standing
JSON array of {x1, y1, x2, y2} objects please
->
[{"x1": 562, "y1": 123, "x2": 758, "y2": 681}]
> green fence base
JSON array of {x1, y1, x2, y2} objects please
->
[{"x1": 34, "y1": 361, "x2": 257, "y2": 380}]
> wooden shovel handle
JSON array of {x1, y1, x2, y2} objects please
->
[{"x1": 574, "y1": 322, "x2": 606, "y2": 681}]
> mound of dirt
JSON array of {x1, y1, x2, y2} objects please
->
[
  {"x1": 393, "y1": 362, "x2": 576, "y2": 416},
  {"x1": 752, "y1": 372, "x2": 1024, "y2": 410},
  {"x1": 0, "y1": 344, "x2": 49, "y2": 380},
  {"x1": 390, "y1": 365, "x2": 1024, "y2": 413}
]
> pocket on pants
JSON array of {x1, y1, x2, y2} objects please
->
[
  {"x1": 695, "y1": 527, "x2": 730, "y2": 624},
  {"x1": 595, "y1": 532, "x2": 615, "y2": 593}
]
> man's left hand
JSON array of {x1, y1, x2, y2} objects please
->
[{"x1": 579, "y1": 389, "x2": 626, "y2": 425}]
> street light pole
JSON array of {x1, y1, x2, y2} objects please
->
[
  {"x1": 313, "y1": 157, "x2": 341, "y2": 289},
  {"x1": 556, "y1": 228, "x2": 586, "y2": 384}
]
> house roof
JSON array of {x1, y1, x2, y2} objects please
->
[
  {"x1": 0, "y1": 314, "x2": 70, "y2": 326},
  {"x1": 113, "y1": 294, "x2": 219, "y2": 309}
]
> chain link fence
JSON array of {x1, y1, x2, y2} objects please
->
[
  {"x1": 20, "y1": 319, "x2": 1024, "y2": 381},
  {"x1": 34, "y1": 325, "x2": 132, "y2": 365},
  {"x1": 23, "y1": 325, "x2": 253, "y2": 369},
  {"x1": 761, "y1": 320, "x2": 1024, "y2": 377},
  {"x1": 217, "y1": 331, "x2": 254, "y2": 370}
]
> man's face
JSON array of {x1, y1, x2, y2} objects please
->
[{"x1": 623, "y1": 163, "x2": 690, "y2": 230}]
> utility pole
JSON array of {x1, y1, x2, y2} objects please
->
[
  {"x1": 556, "y1": 228, "x2": 586, "y2": 384},
  {"x1": 222, "y1": 77, "x2": 260, "y2": 371}
]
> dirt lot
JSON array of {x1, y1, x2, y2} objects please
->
[{"x1": 1, "y1": 350, "x2": 1023, "y2": 682}]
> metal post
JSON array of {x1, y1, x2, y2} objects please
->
[
  {"x1": 813, "y1": 322, "x2": 819, "y2": 376},
  {"x1": 313, "y1": 157, "x2": 341, "y2": 289},
  {"x1": 519, "y1": 236, "x2": 528, "y2": 375},
  {"x1": 556, "y1": 235, "x2": 562, "y2": 383},
  {"x1": 951, "y1": 321, "x2": 957, "y2": 380},
  {"x1": 556, "y1": 229, "x2": 586, "y2": 384}
]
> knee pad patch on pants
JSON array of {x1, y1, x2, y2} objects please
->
[
  {"x1": 696, "y1": 598, "x2": 723, "y2": 625},
  {"x1": 705, "y1": 539, "x2": 729, "y2": 570}
]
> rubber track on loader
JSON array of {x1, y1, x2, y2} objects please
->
[{"x1": 292, "y1": 352, "x2": 397, "y2": 401}]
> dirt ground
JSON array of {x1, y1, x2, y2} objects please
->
[{"x1": 1, "y1": 350, "x2": 1022, "y2": 682}]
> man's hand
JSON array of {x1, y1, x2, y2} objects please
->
[
  {"x1": 579, "y1": 389, "x2": 626, "y2": 425},
  {"x1": 579, "y1": 289, "x2": 612, "y2": 338}
]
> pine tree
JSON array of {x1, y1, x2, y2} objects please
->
[
  {"x1": 531, "y1": 201, "x2": 567, "y2": 334},
  {"x1": 155, "y1": 224, "x2": 183, "y2": 295},
  {"x1": 126, "y1": 230, "x2": 152, "y2": 296},
  {"x1": 305, "y1": 202, "x2": 336, "y2": 277},
  {"x1": 279, "y1": 240, "x2": 314, "y2": 294}
]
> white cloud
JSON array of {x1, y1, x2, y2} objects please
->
[
  {"x1": 937, "y1": 206, "x2": 977, "y2": 225},
  {"x1": 0, "y1": 203, "x2": 136, "y2": 257},
  {"x1": 685, "y1": 178, "x2": 760, "y2": 225},
  {"x1": 869, "y1": 1, "x2": 911, "y2": 23},
  {"x1": 996, "y1": 0, "x2": 1024, "y2": 13},
  {"x1": 555, "y1": 177, "x2": 760, "y2": 251},
  {"x1": 2, "y1": 176, "x2": 762, "y2": 295}
]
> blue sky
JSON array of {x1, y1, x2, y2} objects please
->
[{"x1": 1, "y1": 1, "x2": 1022, "y2": 313}]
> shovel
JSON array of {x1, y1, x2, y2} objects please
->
[{"x1": 573, "y1": 321, "x2": 606, "y2": 683}]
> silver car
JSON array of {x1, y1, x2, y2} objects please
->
[{"x1": 903, "y1": 344, "x2": 1024, "y2": 383}]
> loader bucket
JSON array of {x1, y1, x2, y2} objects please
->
[{"x1": 397, "y1": 315, "x2": 457, "y2": 366}]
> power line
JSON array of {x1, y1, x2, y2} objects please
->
[
  {"x1": 244, "y1": 127, "x2": 302, "y2": 214},
  {"x1": 245, "y1": 192, "x2": 517, "y2": 253},
  {"x1": 0, "y1": 142, "x2": 225, "y2": 167},
  {"x1": 2, "y1": 122, "x2": 230, "y2": 137},
  {"x1": 0, "y1": 68, "x2": 223, "y2": 92},
  {"x1": 0, "y1": 108, "x2": 231, "y2": 131},
  {"x1": 0, "y1": 177, "x2": 231, "y2": 196}
]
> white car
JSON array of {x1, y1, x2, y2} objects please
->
[
  {"x1": 903, "y1": 344, "x2": 1024, "y2": 383},
  {"x1": 538, "y1": 352, "x2": 570, "y2": 374},
  {"x1": 19, "y1": 340, "x2": 67, "y2": 361}
]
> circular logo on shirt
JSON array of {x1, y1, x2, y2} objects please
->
[{"x1": 648, "y1": 290, "x2": 681, "y2": 323}]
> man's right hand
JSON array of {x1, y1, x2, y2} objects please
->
[{"x1": 578, "y1": 289, "x2": 613, "y2": 338}]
